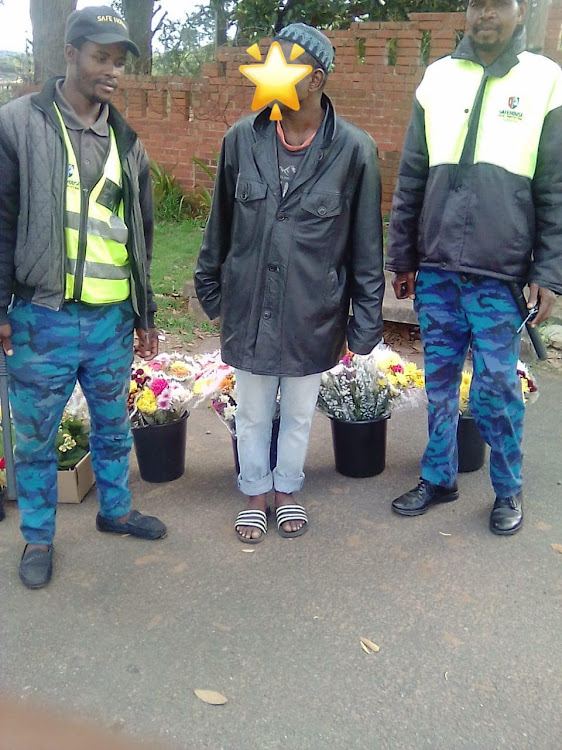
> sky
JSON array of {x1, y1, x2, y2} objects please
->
[{"x1": 0, "y1": 0, "x2": 200, "y2": 53}]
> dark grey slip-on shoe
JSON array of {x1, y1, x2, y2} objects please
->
[
  {"x1": 96, "y1": 509, "x2": 167, "y2": 540},
  {"x1": 19, "y1": 544, "x2": 54, "y2": 589}
]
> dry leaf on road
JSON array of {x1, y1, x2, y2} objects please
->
[
  {"x1": 360, "y1": 637, "x2": 380, "y2": 654},
  {"x1": 551, "y1": 544, "x2": 562, "y2": 554},
  {"x1": 194, "y1": 689, "x2": 228, "y2": 705}
]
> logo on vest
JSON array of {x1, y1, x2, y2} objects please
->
[
  {"x1": 499, "y1": 95, "x2": 523, "y2": 122},
  {"x1": 67, "y1": 163, "x2": 80, "y2": 188}
]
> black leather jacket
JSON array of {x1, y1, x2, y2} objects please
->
[{"x1": 195, "y1": 95, "x2": 384, "y2": 376}]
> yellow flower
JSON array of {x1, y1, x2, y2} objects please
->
[
  {"x1": 193, "y1": 377, "x2": 213, "y2": 395},
  {"x1": 129, "y1": 380, "x2": 138, "y2": 393},
  {"x1": 459, "y1": 370, "x2": 472, "y2": 413},
  {"x1": 170, "y1": 361, "x2": 190, "y2": 378},
  {"x1": 136, "y1": 387, "x2": 157, "y2": 414},
  {"x1": 377, "y1": 353, "x2": 402, "y2": 371}
]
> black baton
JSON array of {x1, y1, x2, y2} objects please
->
[
  {"x1": 0, "y1": 348, "x2": 17, "y2": 500},
  {"x1": 508, "y1": 282, "x2": 548, "y2": 361}
]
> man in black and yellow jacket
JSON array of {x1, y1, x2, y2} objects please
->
[
  {"x1": 386, "y1": 0, "x2": 561, "y2": 534},
  {"x1": 0, "y1": 6, "x2": 166, "y2": 589}
]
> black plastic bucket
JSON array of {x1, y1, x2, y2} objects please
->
[
  {"x1": 132, "y1": 412, "x2": 189, "y2": 483},
  {"x1": 457, "y1": 415, "x2": 486, "y2": 473},
  {"x1": 330, "y1": 415, "x2": 389, "y2": 478},
  {"x1": 232, "y1": 417, "x2": 280, "y2": 476}
]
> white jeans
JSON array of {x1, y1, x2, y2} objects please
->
[{"x1": 234, "y1": 370, "x2": 322, "y2": 496}]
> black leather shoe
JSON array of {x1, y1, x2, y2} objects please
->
[
  {"x1": 489, "y1": 493, "x2": 523, "y2": 535},
  {"x1": 19, "y1": 544, "x2": 53, "y2": 589},
  {"x1": 96, "y1": 509, "x2": 167, "y2": 540},
  {"x1": 392, "y1": 478, "x2": 459, "y2": 516}
]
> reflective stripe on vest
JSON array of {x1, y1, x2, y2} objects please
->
[{"x1": 54, "y1": 104, "x2": 131, "y2": 304}]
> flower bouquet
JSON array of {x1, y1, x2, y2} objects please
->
[
  {"x1": 128, "y1": 353, "x2": 197, "y2": 428},
  {"x1": 317, "y1": 345, "x2": 425, "y2": 478},
  {"x1": 128, "y1": 353, "x2": 204, "y2": 483},
  {"x1": 317, "y1": 345, "x2": 425, "y2": 422}
]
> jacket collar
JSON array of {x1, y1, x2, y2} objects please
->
[
  {"x1": 249, "y1": 93, "x2": 337, "y2": 200},
  {"x1": 452, "y1": 25, "x2": 526, "y2": 78},
  {"x1": 32, "y1": 76, "x2": 137, "y2": 158},
  {"x1": 252, "y1": 93, "x2": 336, "y2": 147}
]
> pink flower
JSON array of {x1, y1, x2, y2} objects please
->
[
  {"x1": 0, "y1": 457, "x2": 5, "y2": 469},
  {"x1": 149, "y1": 362, "x2": 163, "y2": 371},
  {"x1": 341, "y1": 354, "x2": 353, "y2": 366},
  {"x1": 150, "y1": 378, "x2": 169, "y2": 397},
  {"x1": 156, "y1": 392, "x2": 172, "y2": 410},
  {"x1": 391, "y1": 364, "x2": 404, "y2": 373}
]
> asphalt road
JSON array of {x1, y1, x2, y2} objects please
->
[{"x1": 1, "y1": 374, "x2": 561, "y2": 750}]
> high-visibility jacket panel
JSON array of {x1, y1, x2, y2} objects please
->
[{"x1": 55, "y1": 104, "x2": 131, "y2": 304}]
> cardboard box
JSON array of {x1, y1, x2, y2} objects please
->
[{"x1": 57, "y1": 452, "x2": 95, "y2": 504}]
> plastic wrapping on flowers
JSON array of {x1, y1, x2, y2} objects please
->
[
  {"x1": 192, "y1": 350, "x2": 282, "y2": 437},
  {"x1": 129, "y1": 352, "x2": 199, "y2": 427},
  {"x1": 316, "y1": 344, "x2": 425, "y2": 422},
  {"x1": 459, "y1": 360, "x2": 539, "y2": 416}
]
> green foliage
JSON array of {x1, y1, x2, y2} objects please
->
[
  {"x1": 150, "y1": 161, "x2": 187, "y2": 222},
  {"x1": 151, "y1": 161, "x2": 212, "y2": 223},
  {"x1": 55, "y1": 414, "x2": 89, "y2": 470},
  {"x1": 188, "y1": 1, "x2": 468, "y2": 46},
  {"x1": 152, "y1": 13, "x2": 216, "y2": 76},
  {"x1": 151, "y1": 219, "x2": 203, "y2": 296},
  {"x1": 151, "y1": 219, "x2": 205, "y2": 342}
]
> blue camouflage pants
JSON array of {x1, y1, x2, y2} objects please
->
[
  {"x1": 7, "y1": 298, "x2": 135, "y2": 545},
  {"x1": 414, "y1": 270, "x2": 524, "y2": 498}
]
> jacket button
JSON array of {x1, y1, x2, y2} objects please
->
[
  {"x1": 263, "y1": 311, "x2": 271, "y2": 319},
  {"x1": 276, "y1": 211, "x2": 286, "y2": 221},
  {"x1": 268, "y1": 263, "x2": 278, "y2": 271},
  {"x1": 241, "y1": 192, "x2": 248, "y2": 201},
  {"x1": 317, "y1": 206, "x2": 327, "y2": 216}
]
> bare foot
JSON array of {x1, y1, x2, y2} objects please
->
[
  {"x1": 275, "y1": 491, "x2": 305, "y2": 534},
  {"x1": 236, "y1": 493, "x2": 268, "y2": 541}
]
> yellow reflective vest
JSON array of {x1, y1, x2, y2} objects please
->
[{"x1": 55, "y1": 104, "x2": 131, "y2": 304}]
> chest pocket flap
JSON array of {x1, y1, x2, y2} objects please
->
[
  {"x1": 301, "y1": 192, "x2": 342, "y2": 218},
  {"x1": 235, "y1": 177, "x2": 268, "y2": 203}
]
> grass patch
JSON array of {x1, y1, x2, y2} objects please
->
[{"x1": 151, "y1": 219, "x2": 204, "y2": 342}]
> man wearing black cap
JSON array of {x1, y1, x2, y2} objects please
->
[
  {"x1": 0, "y1": 6, "x2": 166, "y2": 589},
  {"x1": 195, "y1": 23, "x2": 384, "y2": 543}
]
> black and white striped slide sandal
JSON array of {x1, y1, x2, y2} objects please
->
[
  {"x1": 234, "y1": 508, "x2": 269, "y2": 544},
  {"x1": 275, "y1": 504, "x2": 309, "y2": 538}
]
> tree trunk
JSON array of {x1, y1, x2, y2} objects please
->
[
  {"x1": 121, "y1": 0, "x2": 154, "y2": 74},
  {"x1": 211, "y1": 0, "x2": 229, "y2": 49},
  {"x1": 30, "y1": 0, "x2": 77, "y2": 84},
  {"x1": 525, "y1": 0, "x2": 552, "y2": 52}
]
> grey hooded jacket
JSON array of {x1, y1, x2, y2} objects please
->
[
  {"x1": 194, "y1": 95, "x2": 384, "y2": 377},
  {"x1": 0, "y1": 77, "x2": 156, "y2": 328}
]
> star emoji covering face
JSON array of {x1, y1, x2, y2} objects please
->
[{"x1": 239, "y1": 41, "x2": 312, "y2": 120}]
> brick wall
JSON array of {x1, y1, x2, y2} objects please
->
[{"x1": 99, "y1": 4, "x2": 562, "y2": 213}]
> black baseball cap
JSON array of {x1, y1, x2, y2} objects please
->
[{"x1": 65, "y1": 5, "x2": 140, "y2": 57}]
